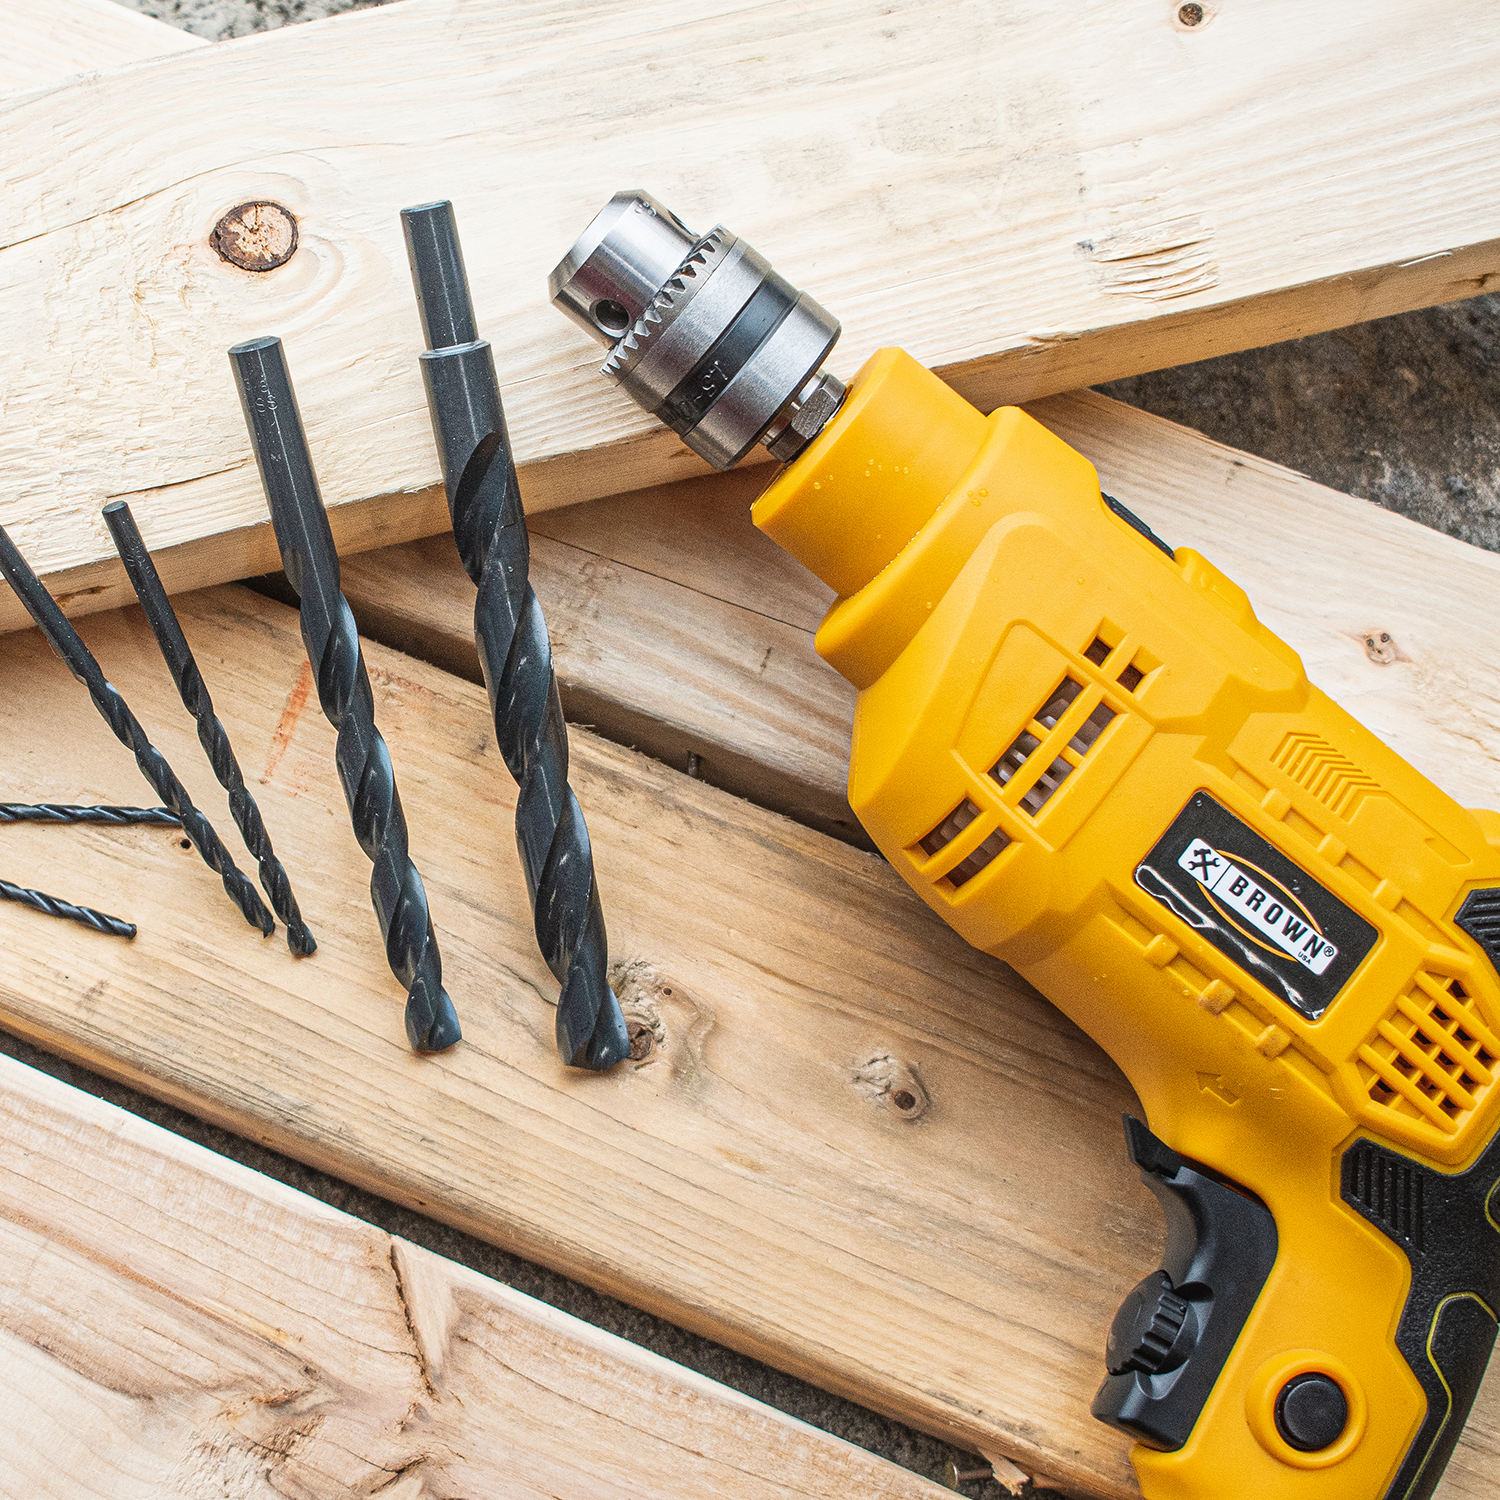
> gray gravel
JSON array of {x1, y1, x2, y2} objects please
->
[
  {"x1": 47, "y1": 4, "x2": 1500, "y2": 1494},
  {"x1": 115, "y1": 0, "x2": 387, "y2": 39}
]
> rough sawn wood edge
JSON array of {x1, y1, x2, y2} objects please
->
[{"x1": 0, "y1": 1049, "x2": 951, "y2": 1499}]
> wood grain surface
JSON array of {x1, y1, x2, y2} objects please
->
[
  {"x1": 0, "y1": 1049, "x2": 951, "y2": 1499},
  {"x1": 0, "y1": 601, "x2": 1495, "y2": 1493},
  {"x1": 0, "y1": 0, "x2": 202, "y2": 95},
  {"x1": 0, "y1": 585, "x2": 1149, "y2": 1497},
  {"x1": 5, "y1": 0, "x2": 1500, "y2": 629}
]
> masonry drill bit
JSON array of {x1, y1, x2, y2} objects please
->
[
  {"x1": 228, "y1": 335, "x2": 461, "y2": 1053},
  {"x1": 0, "y1": 803, "x2": 178, "y2": 825},
  {"x1": 103, "y1": 500, "x2": 316, "y2": 957},
  {"x1": 0, "y1": 525, "x2": 273, "y2": 938},
  {"x1": 0, "y1": 876, "x2": 136, "y2": 938},
  {"x1": 402, "y1": 200, "x2": 628, "y2": 1071}
]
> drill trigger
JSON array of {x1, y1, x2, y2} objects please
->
[{"x1": 1092, "y1": 1115, "x2": 1279, "y2": 1451}]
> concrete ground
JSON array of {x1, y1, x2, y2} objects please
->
[{"x1": 34, "y1": 2, "x2": 1499, "y2": 1493}]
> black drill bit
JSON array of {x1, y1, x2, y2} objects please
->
[
  {"x1": 0, "y1": 525, "x2": 273, "y2": 938},
  {"x1": 402, "y1": 200, "x2": 628, "y2": 1070},
  {"x1": 228, "y1": 335, "x2": 461, "y2": 1053},
  {"x1": 103, "y1": 500, "x2": 316, "y2": 957},
  {"x1": 0, "y1": 875, "x2": 136, "y2": 938},
  {"x1": 0, "y1": 803, "x2": 178, "y2": 825}
]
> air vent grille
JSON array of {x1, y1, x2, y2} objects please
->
[
  {"x1": 1357, "y1": 974, "x2": 1499, "y2": 1133},
  {"x1": 989, "y1": 676, "x2": 1116, "y2": 816},
  {"x1": 914, "y1": 798, "x2": 1010, "y2": 889}
]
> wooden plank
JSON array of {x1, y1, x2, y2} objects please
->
[
  {"x1": 0, "y1": 1050, "x2": 949, "y2": 1500},
  {"x1": 0, "y1": 587, "x2": 1494, "y2": 1499},
  {"x1": 337, "y1": 390, "x2": 1500, "y2": 853},
  {"x1": 0, "y1": 584, "x2": 1149, "y2": 1498},
  {"x1": 0, "y1": 0, "x2": 202, "y2": 95},
  {"x1": 5, "y1": 0, "x2": 1500, "y2": 630}
]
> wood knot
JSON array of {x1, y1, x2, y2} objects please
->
[
  {"x1": 853, "y1": 1053, "x2": 929, "y2": 1120},
  {"x1": 609, "y1": 957, "x2": 669, "y2": 1064},
  {"x1": 1362, "y1": 629, "x2": 1397, "y2": 665},
  {"x1": 212, "y1": 201, "x2": 299, "y2": 271}
]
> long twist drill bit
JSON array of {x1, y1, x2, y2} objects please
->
[
  {"x1": 402, "y1": 200, "x2": 628, "y2": 1071},
  {"x1": 0, "y1": 803, "x2": 178, "y2": 825},
  {"x1": 103, "y1": 500, "x2": 316, "y2": 957},
  {"x1": 0, "y1": 876, "x2": 136, "y2": 938},
  {"x1": 228, "y1": 335, "x2": 461, "y2": 1053},
  {"x1": 0, "y1": 525, "x2": 273, "y2": 937}
]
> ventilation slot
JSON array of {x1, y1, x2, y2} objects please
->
[
  {"x1": 918, "y1": 799, "x2": 979, "y2": 857},
  {"x1": 1357, "y1": 974, "x2": 1499, "y2": 1133},
  {"x1": 989, "y1": 677, "x2": 1117, "y2": 816},
  {"x1": 1273, "y1": 732, "x2": 1381, "y2": 821},
  {"x1": 914, "y1": 798, "x2": 1010, "y2": 888}
]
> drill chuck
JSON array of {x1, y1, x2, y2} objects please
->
[{"x1": 549, "y1": 191, "x2": 845, "y2": 469}]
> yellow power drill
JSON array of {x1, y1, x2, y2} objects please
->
[{"x1": 549, "y1": 192, "x2": 1500, "y2": 1499}]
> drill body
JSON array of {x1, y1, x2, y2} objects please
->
[
  {"x1": 550, "y1": 195, "x2": 1500, "y2": 1498},
  {"x1": 754, "y1": 349, "x2": 1500, "y2": 1498}
]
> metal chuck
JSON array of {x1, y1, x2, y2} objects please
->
[{"x1": 549, "y1": 191, "x2": 845, "y2": 470}]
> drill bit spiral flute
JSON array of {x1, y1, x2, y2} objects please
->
[
  {"x1": 104, "y1": 499, "x2": 316, "y2": 957},
  {"x1": 0, "y1": 522, "x2": 273, "y2": 938},
  {"x1": 400, "y1": 201, "x2": 628, "y2": 1070},
  {"x1": 229, "y1": 337, "x2": 461, "y2": 1053}
]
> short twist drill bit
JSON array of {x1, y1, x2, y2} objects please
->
[
  {"x1": 0, "y1": 525, "x2": 273, "y2": 938},
  {"x1": 402, "y1": 200, "x2": 628, "y2": 1071},
  {"x1": 229, "y1": 335, "x2": 461, "y2": 1053},
  {"x1": 0, "y1": 803, "x2": 178, "y2": 826},
  {"x1": 0, "y1": 875, "x2": 136, "y2": 938},
  {"x1": 104, "y1": 500, "x2": 316, "y2": 957}
]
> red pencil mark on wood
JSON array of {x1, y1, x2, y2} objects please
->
[{"x1": 263, "y1": 660, "x2": 314, "y2": 785}]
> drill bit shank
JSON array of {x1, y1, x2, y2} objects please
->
[
  {"x1": 403, "y1": 200, "x2": 628, "y2": 1070},
  {"x1": 229, "y1": 336, "x2": 460, "y2": 1053}
]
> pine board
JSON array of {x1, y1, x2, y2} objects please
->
[
  {"x1": 0, "y1": 585, "x2": 1148, "y2": 1497},
  {"x1": 0, "y1": 0, "x2": 202, "y2": 95},
  {"x1": 0, "y1": 1048, "x2": 950, "y2": 1499},
  {"x1": 5, "y1": 0, "x2": 1500, "y2": 630}
]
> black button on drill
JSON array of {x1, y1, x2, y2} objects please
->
[{"x1": 1275, "y1": 1373, "x2": 1348, "y2": 1451}]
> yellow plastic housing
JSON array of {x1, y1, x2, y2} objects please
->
[{"x1": 753, "y1": 349, "x2": 1500, "y2": 1498}]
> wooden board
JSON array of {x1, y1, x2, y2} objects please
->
[
  {"x1": 0, "y1": 0, "x2": 202, "y2": 95},
  {"x1": 5, "y1": 0, "x2": 1500, "y2": 630},
  {"x1": 336, "y1": 389, "x2": 1500, "y2": 857},
  {"x1": 0, "y1": 588, "x2": 1494, "y2": 1499},
  {"x1": 0, "y1": 585, "x2": 1148, "y2": 1497},
  {"x1": 0, "y1": 1049, "x2": 951, "y2": 1499}
]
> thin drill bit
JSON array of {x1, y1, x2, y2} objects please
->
[
  {"x1": 402, "y1": 200, "x2": 628, "y2": 1071},
  {"x1": 0, "y1": 525, "x2": 273, "y2": 938},
  {"x1": 228, "y1": 335, "x2": 461, "y2": 1053},
  {"x1": 103, "y1": 500, "x2": 316, "y2": 957},
  {"x1": 0, "y1": 803, "x2": 178, "y2": 826},
  {"x1": 0, "y1": 876, "x2": 136, "y2": 938}
]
